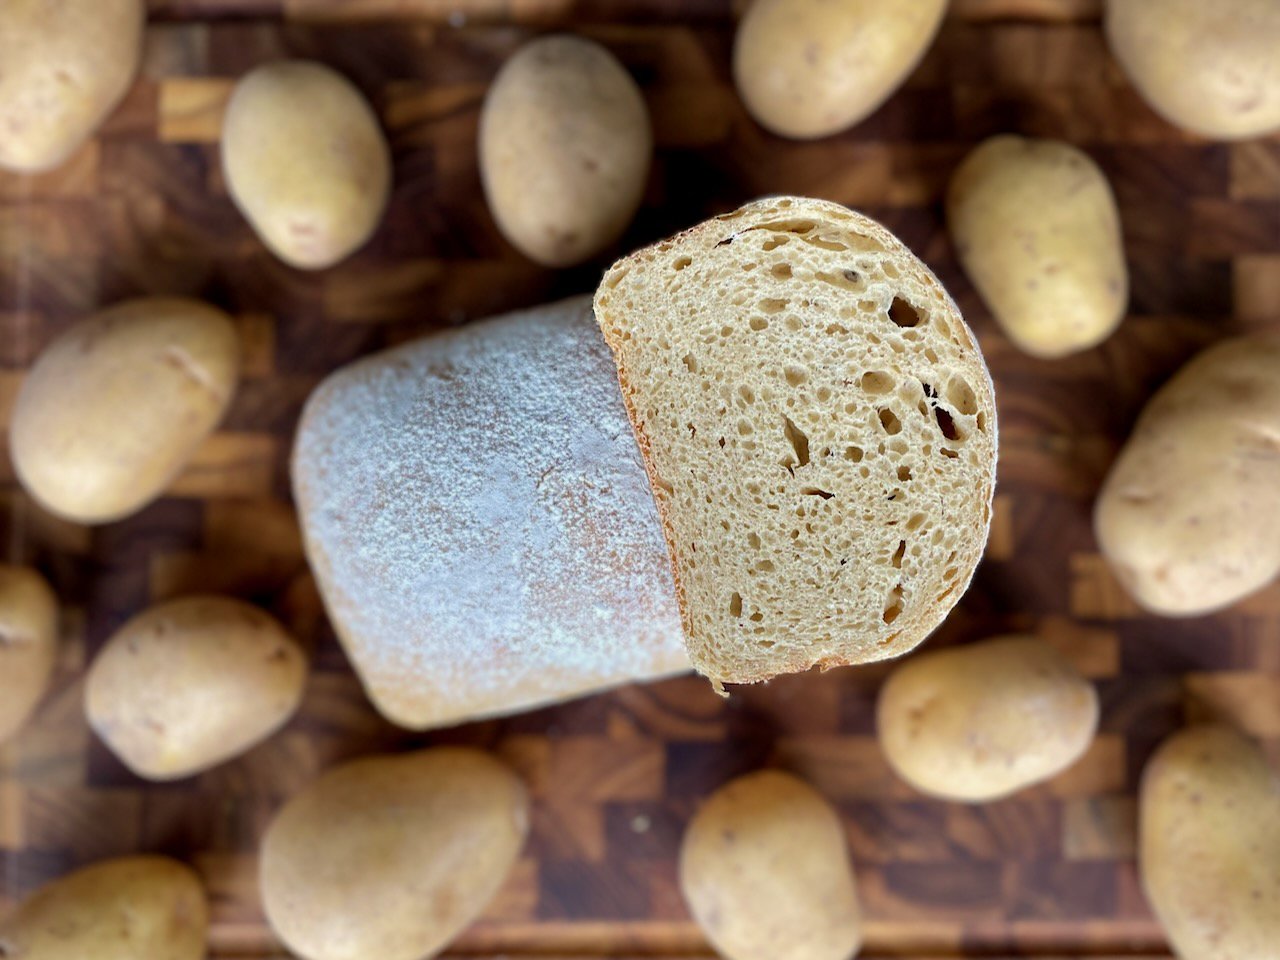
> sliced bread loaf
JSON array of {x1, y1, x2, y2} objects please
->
[
  {"x1": 292, "y1": 296, "x2": 688, "y2": 729},
  {"x1": 593, "y1": 197, "x2": 997, "y2": 686}
]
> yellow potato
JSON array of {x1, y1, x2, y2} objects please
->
[
  {"x1": 85, "y1": 596, "x2": 306, "y2": 780},
  {"x1": 0, "y1": 0, "x2": 144, "y2": 173},
  {"x1": 9, "y1": 298, "x2": 240, "y2": 524},
  {"x1": 947, "y1": 135, "x2": 1128, "y2": 359},
  {"x1": 876, "y1": 635, "x2": 1098, "y2": 801},
  {"x1": 679, "y1": 770, "x2": 861, "y2": 960},
  {"x1": 0, "y1": 855, "x2": 207, "y2": 959},
  {"x1": 733, "y1": 0, "x2": 947, "y2": 139},
  {"x1": 1106, "y1": 0, "x2": 1280, "y2": 140},
  {"x1": 222, "y1": 60, "x2": 392, "y2": 270},
  {"x1": 1140, "y1": 725, "x2": 1280, "y2": 960},
  {"x1": 479, "y1": 35, "x2": 651, "y2": 267},
  {"x1": 0, "y1": 566, "x2": 58, "y2": 744},
  {"x1": 261, "y1": 748, "x2": 529, "y2": 960},
  {"x1": 1095, "y1": 335, "x2": 1280, "y2": 615}
]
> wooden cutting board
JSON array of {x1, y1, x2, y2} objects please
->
[{"x1": 2, "y1": 1, "x2": 1278, "y2": 957}]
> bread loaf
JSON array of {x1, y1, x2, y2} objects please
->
[
  {"x1": 594, "y1": 197, "x2": 997, "y2": 687},
  {"x1": 292, "y1": 296, "x2": 687, "y2": 729}
]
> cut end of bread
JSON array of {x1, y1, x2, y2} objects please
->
[{"x1": 594, "y1": 197, "x2": 997, "y2": 686}]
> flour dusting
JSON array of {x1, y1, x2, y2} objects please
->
[{"x1": 293, "y1": 297, "x2": 688, "y2": 728}]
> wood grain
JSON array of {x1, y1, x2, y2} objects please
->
[{"x1": 2, "y1": 3, "x2": 1278, "y2": 959}]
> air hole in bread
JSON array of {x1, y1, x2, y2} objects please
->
[
  {"x1": 654, "y1": 476, "x2": 674, "y2": 494},
  {"x1": 816, "y1": 270, "x2": 862, "y2": 292},
  {"x1": 749, "y1": 316, "x2": 769, "y2": 331},
  {"x1": 892, "y1": 540, "x2": 907, "y2": 568},
  {"x1": 861, "y1": 371, "x2": 894, "y2": 394},
  {"x1": 740, "y1": 386, "x2": 755, "y2": 404},
  {"x1": 945, "y1": 377, "x2": 979, "y2": 416},
  {"x1": 782, "y1": 415, "x2": 810, "y2": 469},
  {"x1": 683, "y1": 354, "x2": 699, "y2": 374},
  {"x1": 738, "y1": 419, "x2": 754, "y2": 436},
  {"x1": 758, "y1": 219, "x2": 815, "y2": 235},
  {"x1": 906, "y1": 512, "x2": 926, "y2": 531},
  {"x1": 674, "y1": 257, "x2": 693, "y2": 272},
  {"x1": 883, "y1": 262, "x2": 900, "y2": 280},
  {"x1": 844, "y1": 445, "x2": 863, "y2": 462},
  {"x1": 976, "y1": 411, "x2": 988, "y2": 433},
  {"x1": 802, "y1": 487, "x2": 835, "y2": 500},
  {"x1": 883, "y1": 584, "x2": 905, "y2": 624},
  {"x1": 760, "y1": 298, "x2": 788, "y2": 314},
  {"x1": 763, "y1": 237, "x2": 789, "y2": 251},
  {"x1": 729, "y1": 592, "x2": 743, "y2": 617},
  {"x1": 825, "y1": 323, "x2": 849, "y2": 335},
  {"x1": 806, "y1": 235, "x2": 848, "y2": 252},
  {"x1": 749, "y1": 612, "x2": 764, "y2": 622},
  {"x1": 772, "y1": 262, "x2": 793, "y2": 279},
  {"x1": 935, "y1": 406, "x2": 961, "y2": 441},
  {"x1": 604, "y1": 266, "x2": 630, "y2": 288},
  {"x1": 784, "y1": 365, "x2": 809, "y2": 387},
  {"x1": 756, "y1": 560, "x2": 775, "y2": 572},
  {"x1": 889, "y1": 297, "x2": 923, "y2": 328},
  {"x1": 897, "y1": 465, "x2": 912, "y2": 482},
  {"x1": 747, "y1": 532, "x2": 761, "y2": 549},
  {"x1": 784, "y1": 316, "x2": 802, "y2": 332},
  {"x1": 879, "y1": 408, "x2": 902, "y2": 435}
]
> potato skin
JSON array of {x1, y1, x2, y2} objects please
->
[
  {"x1": 0, "y1": 0, "x2": 144, "y2": 173},
  {"x1": 877, "y1": 636, "x2": 1098, "y2": 801},
  {"x1": 223, "y1": 60, "x2": 391, "y2": 270},
  {"x1": 1140, "y1": 725, "x2": 1280, "y2": 960},
  {"x1": 947, "y1": 135, "x2": 1128, "y2": 359},
  {"x1": 1095, "y1": 335, "x2": 1280, "y2": 615},
  {"x1": 479, "y1": 35, "x2": 651, "y2": 267},
  {"x1": 85, "y1": 596, "x2": 306, "y2": 780},
  {"x1": 0, "y1": 855, "x2": 207, "y2": 960},
  {"x1": 261, "y1": 748, "x2": 529, "y2": 960},
  {"x1": 733, "y1": 0, "x2": 947, "y2": 139},
  {"x1": 679, "y1": 770, "x2": 862, "y2": 960},
  {"x1": 0, "y1": 566, "x2": 58, "y2": 744},
  {"x1": 1106, "y1": 0, "x2": 1280, "y2": 140},
  {"x1": 10, "y1": 298, "x2": 239, "y2": 525}
]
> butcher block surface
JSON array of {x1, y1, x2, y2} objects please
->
[{"x1": 2, "y1": 1, "x2": 1278, "y2": 957}]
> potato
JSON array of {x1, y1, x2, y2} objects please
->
[
  {"x1": 0, "y1": 0, "x2": 144, "y2": 173},
  {"x1": 9, "y1": 298, "x2": 240, "y2": 524},
  {"x1": 679, "y1": 770, "x2": 861, "y2": 960},
  {"x1": 733, "y1": 0, "x2": 947, "y2": 140},
  {"x1": 0, "y1": 566, "x2": 58, "y2": 744},
  {"x1": 223, "y1": 60, "x2": 392, "y2": 270},
  {"x1": 1106, "y1": 0, "x2": 1280, "y2": 140},
  {"x1": 1095, "y1": 335, "x2": 1280, "y2": 615},
  {"x1": 1140, "y1": 725, "x2": 1280, "y2": 960},
  {"x1": 876, "y1": 636, "x2": 1098, "y2": 801},
  {"x1": 479, "y1": 35, "x2": 651, "y2": 267},
  {"x1": 946, "y1": 135, "x2": 1128, "y2": 359},
  {"x1": 0, "y1": 855, "x2": 207, "y2": 959},
  {"x1": 261, "y1": 748, "x2": 529, "y2": 960},
  {"x1": 85, "y1": 596, "x2": 306, "y2": 780}
]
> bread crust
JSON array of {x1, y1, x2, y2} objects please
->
[
  {"x1": 594, "y1": 197, "x2": 998, "y2": 685},
  {"x1": 293, "y1": 296, "x2": 688, "y2": 728}
]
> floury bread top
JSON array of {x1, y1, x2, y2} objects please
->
[{"x1": 292, "y1": 296, "x2": 688, "y2": 729}]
